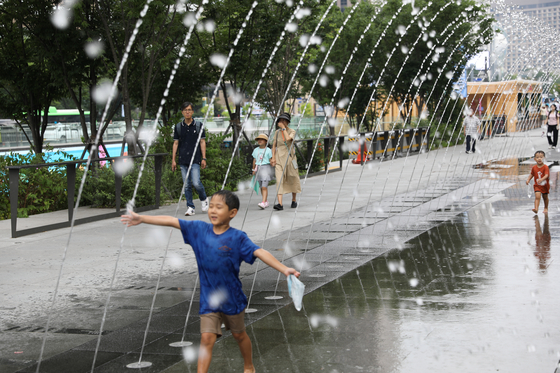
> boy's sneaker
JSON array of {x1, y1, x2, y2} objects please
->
[
  {"x1": 185, "y1": 207, "x2": 195, "y2": 216},
  {"x1": 264, "y1": 201, "x2": 269, "y2": 208},
  {"x1": 291, "y1": 201, "x2": 297, "y2": 208},
  {"x1": 201, "y1": 198, "x2": 209, "y2": 212},
  {"x1": 273, "y1": 204, "x2": 283, "y2": 211},
  {"x1": 258, "y1": 202, "x2": 266, "y2": 209}
]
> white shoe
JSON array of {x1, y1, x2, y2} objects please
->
[
  {"x1": 201, "y1": 198, "x2": 209, "y2": 212},
  {"x1": 185, "y1": 207, "x2": 195, "y2": 216}
]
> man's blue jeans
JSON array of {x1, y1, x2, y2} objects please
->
[{"x1": 180, "y1": 164, "x2": 207, "y2": 209}]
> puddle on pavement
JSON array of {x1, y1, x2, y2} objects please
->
[{"x1": 196, "y1": 190, "x2": 560, "y2": 373}]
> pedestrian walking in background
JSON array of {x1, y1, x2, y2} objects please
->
[
  {"x1": 271, "y1": 113, "x2": 301, "y2": 211},
  {"x1": 540, "y1": 104, "x2": 548, "y2": 127},
  {"x1": 252, "y1": 134, "x2": 274, "y2": 209},
  {"x1": 463, "y1": 109, "x2": 481, "y2": 154},
  {"x1": 546, "y1": 104, "x2": 559, "y2": 149},
  {"x1": 172, "y1": 101, "x2": 209, "y2": 216},
  {"x1": 526, "y1": 150, "x2": 550, "y2": 214}
]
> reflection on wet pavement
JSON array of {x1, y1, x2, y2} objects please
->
[{"x1": 182, "y1": 184, "x2": 560, "y2": 373}]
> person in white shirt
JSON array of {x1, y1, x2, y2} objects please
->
[
  {"x1": 463, "y1": 109, "x2": 481, "y2": 154},
  {"x1": 546, "y1": 104, "x2": 559, "y2": 149}
]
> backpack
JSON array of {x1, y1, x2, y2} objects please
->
[{"x1": 175, "y1": 120, "x2": 203, "y2": 139}]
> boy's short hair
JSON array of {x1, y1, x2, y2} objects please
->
[
  {"x1": 212, "y1": 190, "x2": 240, "y2": 211},
  {"x1": 535, "y1": 150, "x2": 545, "y2": 157},
  {"x1": 180, "y1": 101, "x2": 194, "y2": 111}
]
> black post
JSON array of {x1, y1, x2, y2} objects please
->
[
  {"x1": 338, "y1": 136, "x2": 344, "y2": 168},
  {"x1": 9, "y1": 168, "x2": 19, "y2": 238},
  {"x1": 154, "y1": 155, "x2": 163, "y2": 208},
  {"x1": 323, "y1": 138, "x2": 330, "y2": 172},
  {"x1": 115, "y1": 164, "x2": 123, "y2": 213},
  {"x1": 67, "y1": 164, "x2": 76, "y2": 222},
  {"x1": 360, "y1": 133, "x2": 366, "y2": 166},
  {"x1": 306, "y1": 139, "x2": 313, "y2": 169}
]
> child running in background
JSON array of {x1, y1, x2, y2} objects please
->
[
  {"x1": 121, "y1": 190, "x2": 300, "y2": 373},
  {"x1": 252, "y1": 134, "x2": 274, "y2": 209},
  {"x1": 526, "y1": 150, "x2": 550, "y2": 214}
]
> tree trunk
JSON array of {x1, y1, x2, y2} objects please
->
[{"x1": 122, "y1": 64, "x2": 137, "y2": 155}]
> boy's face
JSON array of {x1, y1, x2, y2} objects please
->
[
  {"x1": 256, "y1": 139, "x2": 266, "y2": 147},
  {"x1": 208, "y1": 195, "x2": 237, "y2": 226},
  {"x1": 535, "y1": 153, "x2": 545, "y2": 165}
]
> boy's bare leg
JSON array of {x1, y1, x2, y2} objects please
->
[
  {"x1": 198, "y1": 333, "x2": 217, "y2": 373},
  {"x1": 232, "y1": 331, "x2": 255, "y2": 373},
  {"x1": 533, "y1": 192, "x2": 541, "y2": 214},
  {"x1": 543, "y1": 194, "x2": 549, "y2": 213},
  {"x1": 262, "y1": 187, "x2": 268, "y2": 203}
]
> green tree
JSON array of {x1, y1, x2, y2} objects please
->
[
  {"x1": 371, "y1": 0, "x2": 495, "y2": 125},
  {"x1": 193, "y1": 0, "x2": 320, "y2": 147},
  {"x1": 0, "y1": 0, "x2": 67, "y2": 154},
  {"x1": 299, "y1": 1, "x2": 379, "y2": 135}
]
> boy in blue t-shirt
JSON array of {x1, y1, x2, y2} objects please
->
[{"x1": 121, "y1": 190, "x2": 300, "y2": 373}]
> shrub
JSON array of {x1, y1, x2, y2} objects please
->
[{"x1": 0, "y1": 149, "x2": 75, "y2": 219}]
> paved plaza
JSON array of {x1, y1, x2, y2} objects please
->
[{"x1": 1, "y1": 129, "x2": 560, "y2": 372}]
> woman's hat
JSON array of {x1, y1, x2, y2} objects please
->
[
  {"x1": 255, "y1": 133, "x2": 269, "y2": 141},
  {"x1": 277, "y1": 112, "x2": 291, "y2": 123}
]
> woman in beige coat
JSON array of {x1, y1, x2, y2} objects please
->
[{"x1": 271, "y1": 112, "x2": 301, "y2": 210}]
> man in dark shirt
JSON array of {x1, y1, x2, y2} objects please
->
[{"x1": 172, "y1": 101, "x2": 208, "y2": 216}]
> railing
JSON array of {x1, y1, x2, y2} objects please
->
[
  {"x1": 299, "y1": 136, "x2": 346, "y2": 172},
  {"x1": 348, "y1": 128, "x2": 430, "y2": 165},
  {"x1": 7, "y1": 153, "x2": 166, "y2": 238}
]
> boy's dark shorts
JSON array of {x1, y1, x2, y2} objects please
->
[{"x1": 200, "y1": 310, "x2": 246, "y2": 336}]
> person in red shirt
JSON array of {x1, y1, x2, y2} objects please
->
[{"x1": 526, "y1": 150, "x2": 550, "y2": 214}]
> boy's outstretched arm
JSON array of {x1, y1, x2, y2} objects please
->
[
  {"x1": 121, "y1": 211, "x2": 180, "y2": 229},
  {"x1": 254, "y1": 249, "x2": 300, "y2": 278}
]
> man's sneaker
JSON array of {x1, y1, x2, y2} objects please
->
[
  {"x1": 273, "y1": 204, "x2": 283, "y2": 211},
  {"x1": 185, "y1": 207, "x2": 195, "y2": 216},
  {"x1": 201, "y1": 198, "x2": 209, "y2": 212},
  {"x1": 291, "y1": 201, "x2": 297, "y2": 208},
  {"x1": 258, "y1": 202, "x2": 266, "y2": 209}
]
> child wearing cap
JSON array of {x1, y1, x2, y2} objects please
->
[{"x1": 252, "y1": 134, "x2": 274, "y2": 209}]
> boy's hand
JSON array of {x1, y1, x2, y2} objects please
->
[
  {"x1": 284, "y1": 267, "x2": 300, "y2": 278},
  {"x1": 526, "y1": 179, "x2": 530, "y2": 185},
  {"x1": 121, "y1": 211, "x2": 142, "y2": 227}
]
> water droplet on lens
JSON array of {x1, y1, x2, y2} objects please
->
[
  {"x1": 183, "y1": 12, "x2": 197, "y2": 27},
  {"x1": 285, "y1": 22, "x2": 298, "y2": 32},
  {"x1": 299, "y1": 34, "x2": 310, "y2": 47},
  {"x1": 210, "y1": 53, "x2": 227, "y2": 68},
  {"x1": 182, "y1": 346, "x2": 197, "y2": 362},
  {"x1": 92, "y1": 81, "x2": 113, "y2": 105},
  {"x1": 51, "y1": 7, "x2": 73, "y2": 29},
  {"x1": 204, "y1": 20, "x2": 216, "y2": 32},
  {"x1": 85, "y1": 40, "x2": 104, "y2": 58}
]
